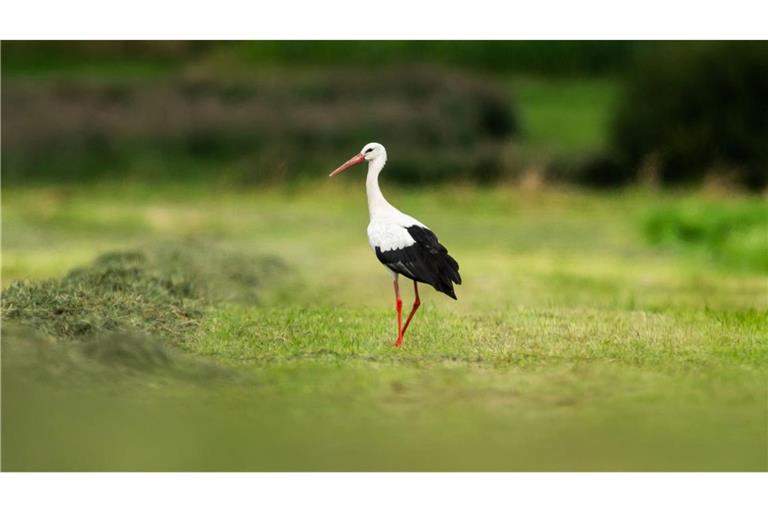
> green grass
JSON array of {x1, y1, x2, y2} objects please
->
[
  {"x1": 507, "y1": 75, "x2": 619, "y2": 154},
  {"x1": 2, "y1": 183, "x2": 767, "y2": 470},
  {"x1": 643, "y1": 198, "x2": 768, "y2": 273}
]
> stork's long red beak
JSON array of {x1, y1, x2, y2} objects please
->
[{"x1": 329, "y1": 153, "x2": 365, "y2": 177}]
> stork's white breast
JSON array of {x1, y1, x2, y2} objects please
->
[{"x1": 367, "y1": 221, "x2": 417, "y2": 252}]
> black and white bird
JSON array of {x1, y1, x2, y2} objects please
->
[{"x1": 329, "y1": 143, "x2": 461, "y2": 347}]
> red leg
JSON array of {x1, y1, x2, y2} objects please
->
[
  {"x1": 401, "y1": 281, "x2": 421, "y2": 338},
  {"x1": 393, "y1": 277, "x2": 404, "y2": 347}
]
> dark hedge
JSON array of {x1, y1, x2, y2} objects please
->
[
  {"x1": 2, "y1": 66, "x2": 518, "y2": 185},
  {"x1": 608, "y1": 42, "x2": 768, "y2": 189}
]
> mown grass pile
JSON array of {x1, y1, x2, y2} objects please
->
[
  {"x1": 3, "y1": 250, "x2": 201, "y2": 342},
  {"x1": 1, "y1": 244, "x2": 284, "y2": 373}
]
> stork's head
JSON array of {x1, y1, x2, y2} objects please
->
[
  {"x1": 329, "y1": 143, "x2": 386, "y2": 177},
  {"x1": 361, "y1": 142, "x2": 386, "y2": 161}
]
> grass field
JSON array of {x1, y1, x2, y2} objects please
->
[
  {"x1": 507, "y1": 75, "x2": 619, "y2": 154},
  {"x1": 2, "y1": 182, "x2": 766, "y2": 471}
]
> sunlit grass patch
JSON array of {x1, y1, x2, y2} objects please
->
[
  {"x1": 190, "y1": 303, "x2": 768, "y2": 372},
  {"x1": 644, "y1": 197, "x2": 768, "y2": 272}
]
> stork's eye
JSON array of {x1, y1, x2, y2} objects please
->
[{"x1": 365, "y1": 148, "x2": 373, "y2": 154}]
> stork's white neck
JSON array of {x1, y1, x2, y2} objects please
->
[{"x1": 365, "y1": 155, "x2": 393, "y2": 219}]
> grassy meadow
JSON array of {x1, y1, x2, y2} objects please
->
[
  {"x1": 2, "y1": 48, "x2": 767, "y2": 470},
  {"x1": 3, "y1": 181, "x2": 767, "y2": 471}
]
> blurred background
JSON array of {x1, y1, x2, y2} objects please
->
[
  {"x1": 2, "y1": 41, "x2": 767, "y2": 471},
  {"x1": 3, "y1": 41, "x2": 767, "y2": 189}
]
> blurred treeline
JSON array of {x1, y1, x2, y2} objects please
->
[
  {"x1": 2, "y1": 41, "x2": 767, "y2": 189},
  {"x1": 2, "y1": 41, "x2": 639, "y2": 75}
]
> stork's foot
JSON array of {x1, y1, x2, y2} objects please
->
[{"x1": 393, "y1": 335, "x2": 404, "y2": 348}]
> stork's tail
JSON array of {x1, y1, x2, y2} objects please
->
[{"x1": 433, "y1": 253, "x2": 461, "y2": 300}]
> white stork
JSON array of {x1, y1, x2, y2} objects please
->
[{"x1": 329, "y1": 143, "x2": 462, "y2": 347}]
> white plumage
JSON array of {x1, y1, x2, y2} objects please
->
[
  {"x1": 363, "y1": 145, "x2": 427, "y2": 252},
  {"x1": 367, "y1": 216, "x2": 427, "y2": 252}
]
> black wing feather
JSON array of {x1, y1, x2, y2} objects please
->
[{"x1": 375, "y1": 225, "x2": 462, "y2": 299}]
